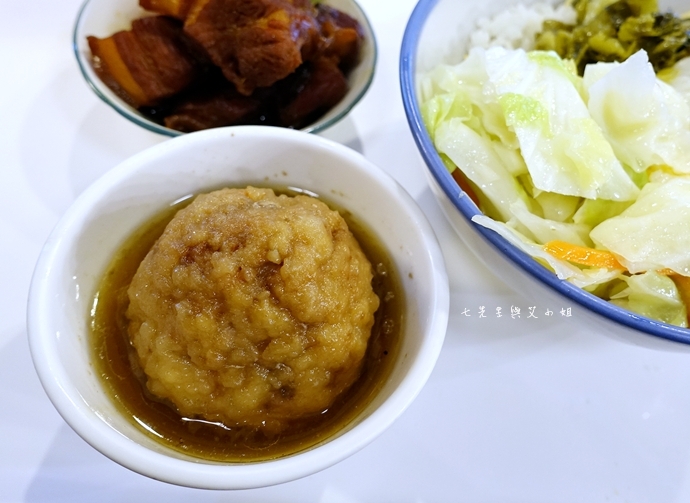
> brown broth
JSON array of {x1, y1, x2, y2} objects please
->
[{"x1": 89, "y1": 186, "x2": 404, "y2": 462}]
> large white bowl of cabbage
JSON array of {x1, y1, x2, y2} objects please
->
[{"x1": 401, "y1": 0, "x2": 690, "y2": 345}]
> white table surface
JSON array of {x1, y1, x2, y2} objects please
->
[{"x1": 4, "y1": 1, "x2": 690, "y2": 501}]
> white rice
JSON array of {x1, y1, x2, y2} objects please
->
[{"x1": 468, "y1": 2, "x2": 577, "y2": 51}]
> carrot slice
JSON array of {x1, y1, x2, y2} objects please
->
[
  {"x1": 670, "y1": 274, "x2": 690, "y2": 325},
  {"x1": 543, "y1": 240, "x2": 625, "y2": 270},
  {"x1": 451, "y1": 168, "x2": 480, "y2": 207}
]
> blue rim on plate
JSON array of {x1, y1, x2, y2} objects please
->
[
  {"x1": 72, "y1": 0, "x2": 377, "y2": 137},
  {"x1": 399, "y1": 0, "x2": 690, "y2": 345}
]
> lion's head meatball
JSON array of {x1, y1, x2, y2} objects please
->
[{"x1": 126, "y1": 187, "x2": 380, "y2": 432}]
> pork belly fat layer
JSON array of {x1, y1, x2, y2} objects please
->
[{"x1": 89, "y1": 16, "x2": 200, "y2": 107}]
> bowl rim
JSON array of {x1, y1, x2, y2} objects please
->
[
  {"x1": 27, "y1": 125, "x2": 449, "y2": 489},
  {"x1": 72, "y1": 0, "x2": 378, "y2": 137},
  {"x1": 398, "y1": 0, "x2": 690, "y2": 345}
]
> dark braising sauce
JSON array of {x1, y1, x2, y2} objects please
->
[{"x1": 89, "y1": 187, "x2": 404, "y2": 462}]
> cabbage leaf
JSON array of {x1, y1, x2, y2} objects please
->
[
  {"x1": 585, "y1": 50, "x2": 690, "y2": 174},
  {"x1": 590, "y1": 177, "x2": 690, "y2": 275},
  {"x1": 610, "y1": 271, "x2": 688, "y2": 327},
  {"x1": 483, "y1": 48, "x2": 640, "y2": 201}
]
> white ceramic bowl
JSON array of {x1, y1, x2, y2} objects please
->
[
  {"x1": 27, "y1": 126, "x2": 449, "y2": 489},
  {"x1": 400, "y1": 0, "x2": 690, "y2": 348},
  {"x1": 73, "y1": 0, "x2": 377, "y2": 136}
]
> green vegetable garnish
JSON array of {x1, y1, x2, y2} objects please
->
[{"x1": 535, "y1": 0, "x2": 690, "y2": 74}]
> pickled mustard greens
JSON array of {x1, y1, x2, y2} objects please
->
[
  {"x1": 420, "y1": 45, "x2": 690, "y2": 326},
  {"x1": 535, "y1": 0, "x2": 690, "y2": 75}
]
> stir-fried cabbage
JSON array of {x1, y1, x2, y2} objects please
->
[
  {"x1": 659, "y1": 57, "x2": 690, "y2": 105},
  {"x1": 420, "y1": 44, "x2": 690, "y2": 327},
  {"x1": 590, "y1": 177, "x2": 690, "y2": 275},
  {"x1": 585, "y1": 50, "x2": 690, "y2": 173}
]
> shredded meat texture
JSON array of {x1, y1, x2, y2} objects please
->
[
  {"x1": 126, "y1": 187, "x2": 380, "y2": 432},
  {"x1": 279, "y1": 57, "x2": 349, "y2": 127},
  {"x1": 184, "y1": 0, "x2": 321, "y2": 95},
  {"x1": 316, "y1": 4, "x2": 364, "y2": 70},
  {"x1": 164, "y1": 85, "x2": 261, "y2": 131},
  {"x1": 87, "y1": 0, "x2": 364, "y2": 129}
]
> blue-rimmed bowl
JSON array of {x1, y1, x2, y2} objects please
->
[
  {"x1": 400, "y1": 0, "x2": 690, "y2": 348},
  {"x1": 73, "y1": 0, "x2": 377, "y2": 136}
]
